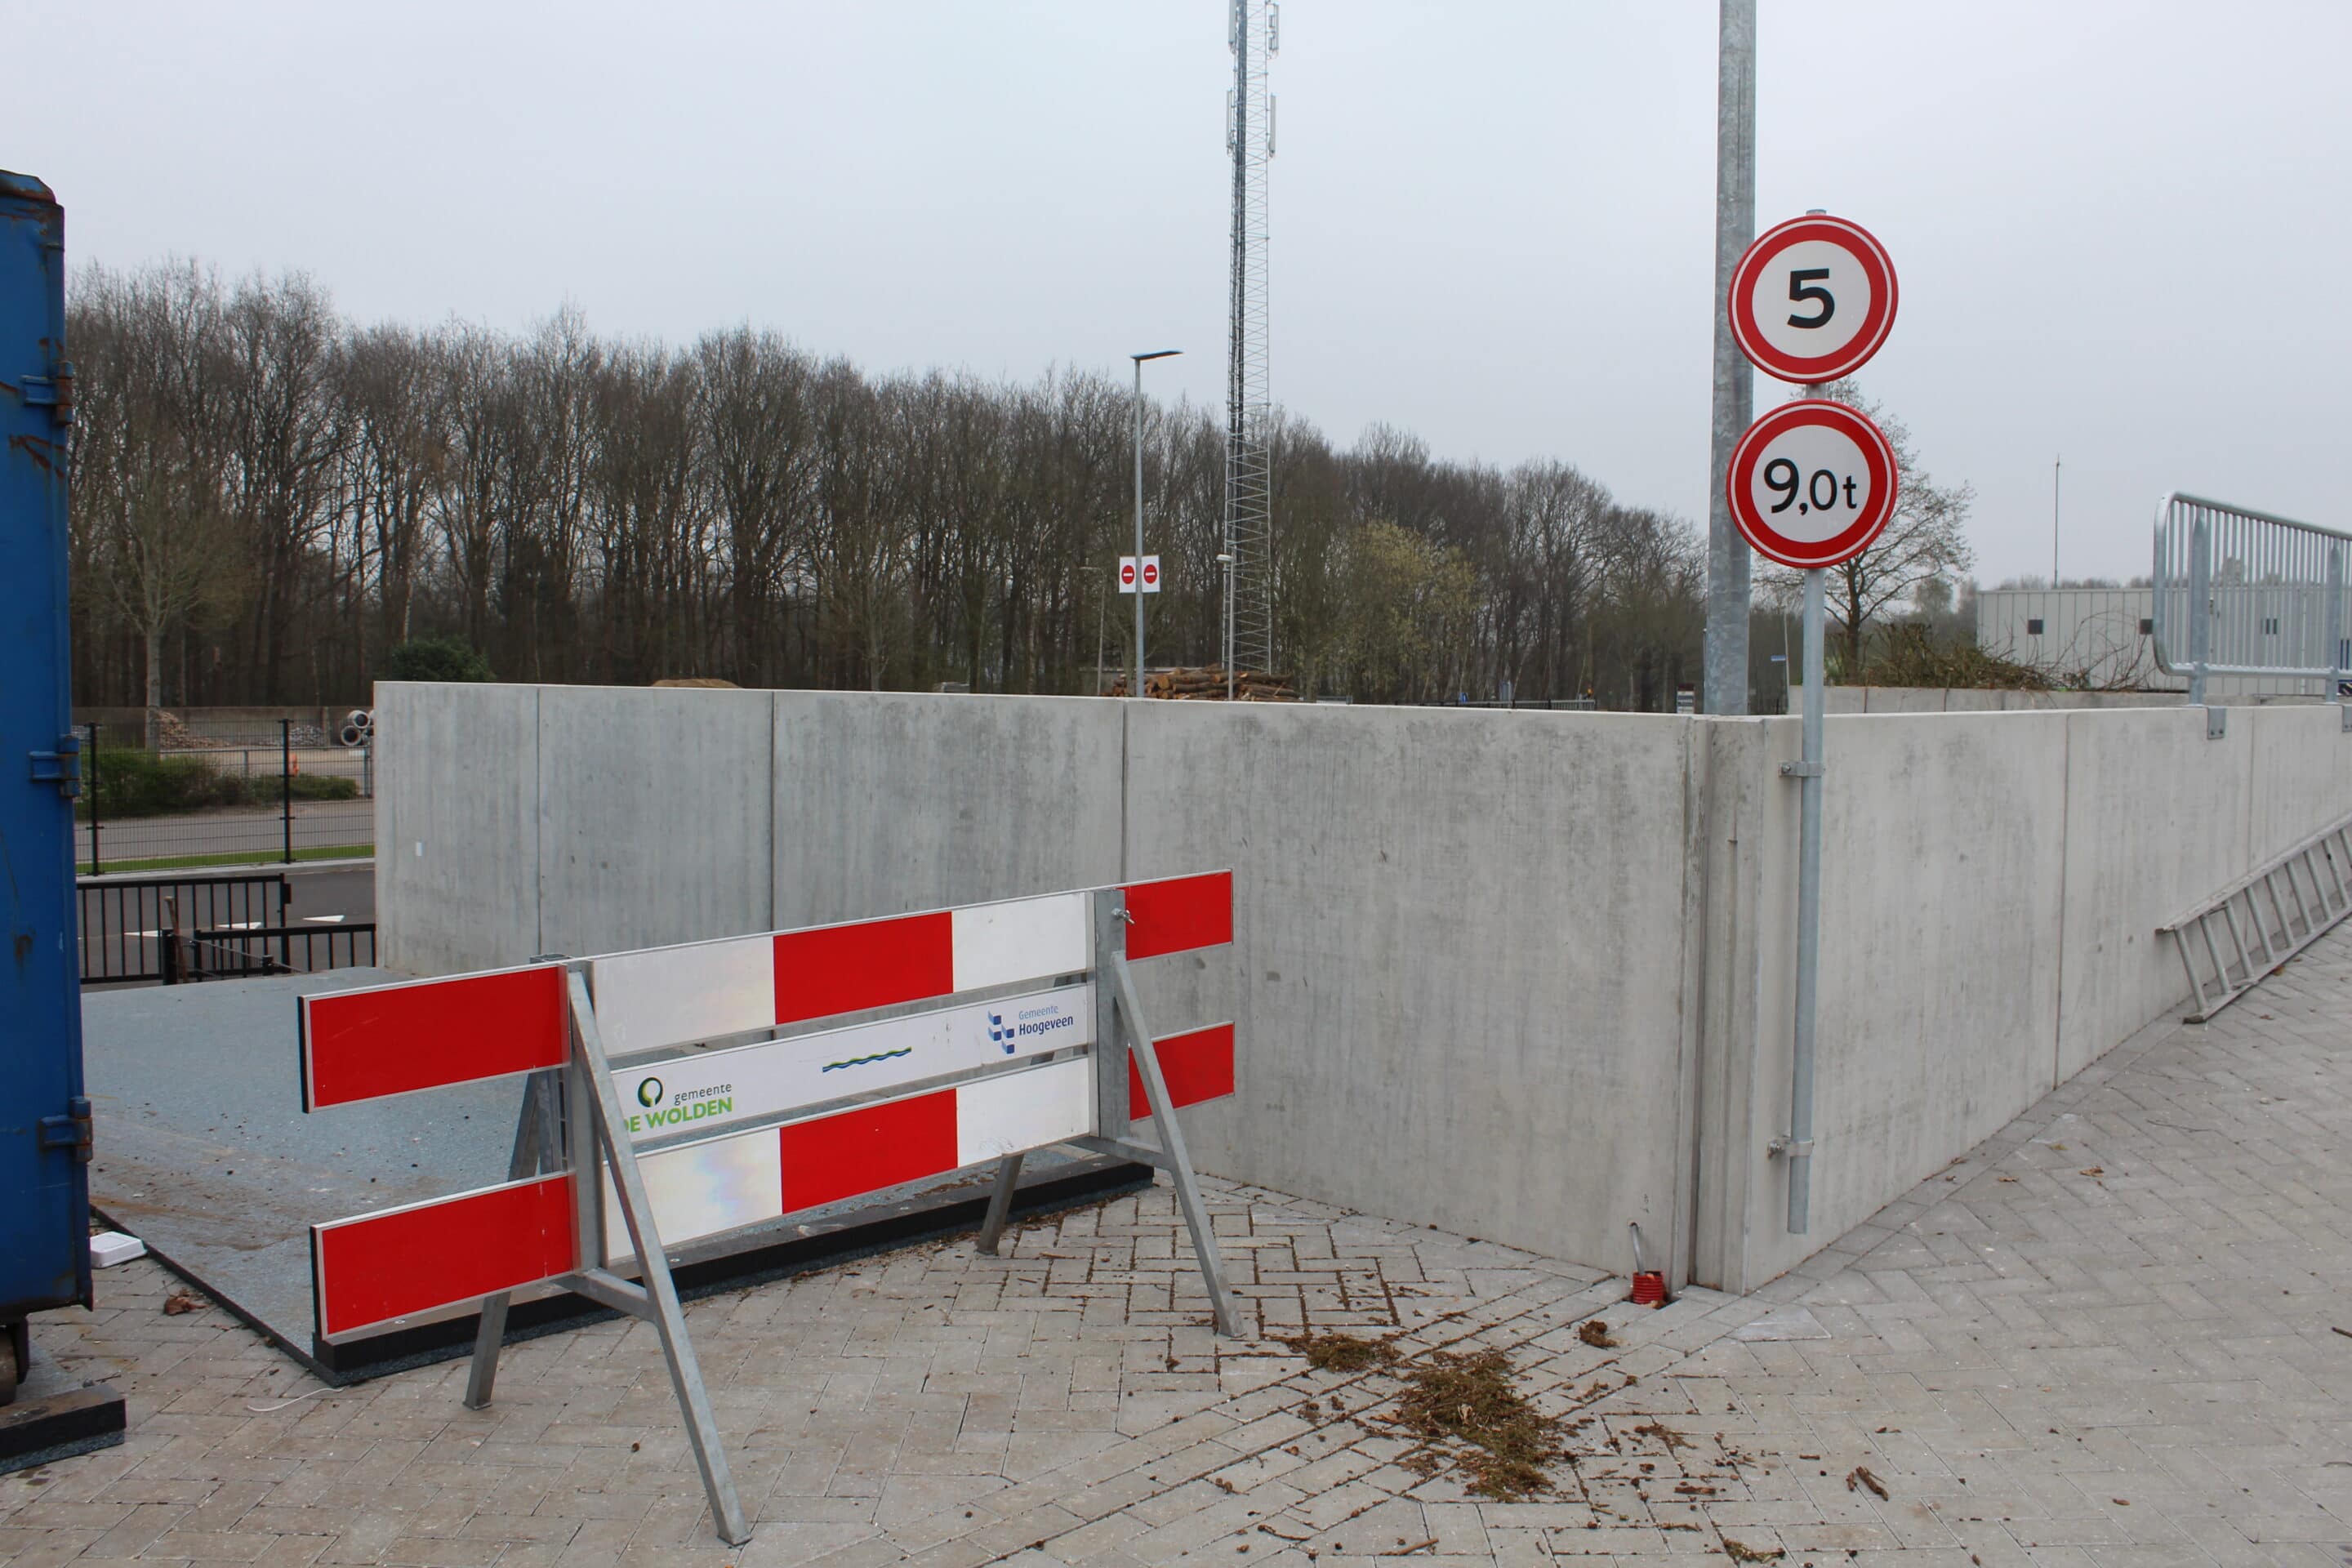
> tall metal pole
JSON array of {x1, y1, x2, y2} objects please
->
[
  {"x1": 1129, "y1": 352, "x2": 1179, "y2": 699},
  {"x1": 1133, "y1": 359, "x2": 1147, "y2": 700},
  {"x1": 1786, "y1": 564, "x2": 1824, "y2": 1232},
  {"x1": 279, "y1": 717, "x2": 294, "y2": 866},
  {"x1": 1703, "y1": 0, "x2": 1757, "y2": 715}
]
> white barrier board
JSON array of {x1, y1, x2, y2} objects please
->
[
  {"x1": 603, "y1": 1055, "x2": 1098, "y2": 1262},
  {"x1": 611, "y1": 982, "x2": 1094, "y2": 1144}
]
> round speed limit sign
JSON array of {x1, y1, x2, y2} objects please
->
[
  {"x1": 1729, "y1": 214, "x2": 1897, "y2": 385},
  {"x1": 1726, "y1": 399, "x2": 1899, "y2": 569}
]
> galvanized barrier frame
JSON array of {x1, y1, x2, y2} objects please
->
[{"x1": 2152, "y1": 491, "x2": 2352, "y2": 706}]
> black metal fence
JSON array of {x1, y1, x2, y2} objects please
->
[
  {"x1": 79, "y1": 872, "x2": 288, "y2": 983},
  {"x1": 77, "y1": 871, "x2": 374, "y2": 986},
  {"x1": 78, "y1": 719, "x2": 373, "y2": 875},
  {"x1": 168, "y1": 923, "x2": 379, "y2": 983}
]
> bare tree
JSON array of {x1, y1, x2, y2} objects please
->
[
  {"x1": 64, "y1": 263, "x2": 1766, "y2": 715},
  {"x1": 71, "y1": 264, "x2": 243, "y2": 744},
  {"x1": 1762, "y1": 380, "x2": 1975, "y2": 678}
]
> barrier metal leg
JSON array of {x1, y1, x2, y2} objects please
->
[
  {"x1": 566, "y1": 973, "x2": 751, "y2": 1547},
  {"x1": 1111, "y1": 955, "x2": 1240, "y2": 1338},
  {"x1": 977, "y1": 1153, "x2": 1025, "y2": 1256},
  {"x1": 466, "y1": 1069, "x2": 560, "y2": 1410}
]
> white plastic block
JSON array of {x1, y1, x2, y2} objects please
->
[{"x1": 90, "y1": 1231, "x2": 146, "y2": 1267}]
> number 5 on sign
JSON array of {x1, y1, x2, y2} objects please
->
[
  {"x1": 1726, "y1": 400, "x2": 1899, "y2": 570},
  {"x1": 1729, "y1": 215, "x2": 1898, "y2": 385}
]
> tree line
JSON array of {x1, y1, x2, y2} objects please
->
[{"x1": 65, "y1": 263, "x2": 1962, "y2": 715}]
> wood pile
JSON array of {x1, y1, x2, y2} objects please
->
[
  {"x1": 147, "y1": 710, "x2": 205, "y2": 750},
  {"x1": 1111, "y1": 666, "x2": 1299, "y2": 702}
]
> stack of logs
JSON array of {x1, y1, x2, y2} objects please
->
[{"x1": 1110, "y1": 666, "x2": 1299, "y2": 702}]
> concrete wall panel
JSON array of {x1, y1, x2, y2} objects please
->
[
  {"x1": 1736, "y1": 711, "x2": 2069, "y2": 1285},
  {"x1": 534, "y1": 685, "x2": 778, "y2": 959},
  {"x1": 375, "y1": 681, "x2": 541, "y2": 975},
  {"x1": 2053, "y1": 707, "x2": 2252, "y2": 1081},
  {"x1": 1120, "y1": 702, "x2": 1696, "y2": 1270},
  {"x1": 2245, "y1": 704, "x2": 2352, "y2": 866},
  {"x1": 771, "y1": 693, "x2": 1124, "y2": 929}
]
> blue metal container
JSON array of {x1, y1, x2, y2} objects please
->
[{"x1": 0, "y1": 169, "x2": 91, "y2": 1360}]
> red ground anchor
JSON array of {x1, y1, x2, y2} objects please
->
[{"x1": 1628, "y1": 1222, "x2": 1668, "y2": 1308}]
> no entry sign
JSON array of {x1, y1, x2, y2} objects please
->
[
  {"x1": 1139, "y1": 555, "x2": 1160, "y2": 593},
  {"x1": 1118, "y1": 557, "x2": 1138, "y2": 592},
  {"x1": 1729, "y1": 214, "x2": 1898, "y2": 385},
  {"x1": 1726, "y1": 399, "x2": 1899, "y2": 569}
]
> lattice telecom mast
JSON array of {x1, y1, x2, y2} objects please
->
[{"x1": 1224, "y1": 0, "x2": 1276, "y2": 675}]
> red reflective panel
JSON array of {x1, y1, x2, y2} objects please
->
[
  {"x1": 1129, "y1": 1022, "x2": 1236, "y2": 1119},
  {"x1": 771, "y1": 911, "x2": 955, "y2": 1026},
  {"x1": 778, "y1": 1089, "x2": 959, "y2": 1214},
  {"x1": 303, "y1": 966, "x2": 566, "y2": 1110},
  {"x1": 1121, "y1": 871, "x2": 1232, "y2": 959},
  {"x1": 312, "y1": 1174, "x2": 575, "y2": 1339}
]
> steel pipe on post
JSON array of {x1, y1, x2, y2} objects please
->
[
  {"x1": 2328, "y1": 545, "x2": 2344, "y2": 705},
  {"x1": 2189, "y1": 509, "x2": 2212, "y2": 709},
  {"x1": 1785, "y1": 564, "x2": 1825, "y2": 1232}
]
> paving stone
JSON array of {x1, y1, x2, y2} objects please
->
[{"x1": 22, "y1": 941, "x2": 2352, "y2": 1563}]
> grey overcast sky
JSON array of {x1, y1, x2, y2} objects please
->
[{"x1": 12, "y1": 2, "x2": 2348, "y2": 586}]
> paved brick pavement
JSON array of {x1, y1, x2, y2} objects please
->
[{"x1": 8, "y1": 933, "x2": 2352, "y2": 1567}]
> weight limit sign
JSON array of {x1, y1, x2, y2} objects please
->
[
  {"x1": 1728, "y1": 214, "x2": 1898, "y2": 385},
  {"x1": 1726, "y1": 399, "x2": 1900, "y2": 570}
]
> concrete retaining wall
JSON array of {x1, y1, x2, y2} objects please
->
[
  {"x1": 376, "y1": 684, "x2": 2352, "y2": 1293},
  {"x1": 1817, "y1": 686, "x2": 2322, "y2": 713}
]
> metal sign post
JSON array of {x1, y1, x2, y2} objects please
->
[{"x1": 1725, "y1": 214, "x2": 1900, "y2": 1235}]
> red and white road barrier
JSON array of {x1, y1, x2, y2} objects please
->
[
  {"x1": 297, "y1": 871, "x2": 1237, "y2": 1546},
  {"x1": 300, "y1": 871, "x2": 1237, "y2": 1342},
  {"x1": 299, "y1": 872, "x2": 1231, "y2": 1111}
]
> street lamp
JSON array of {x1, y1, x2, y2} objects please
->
[
  {"x1": 1076, "y1": 564, "x2": 1108, "y2": 696},
  {"x1": 1131, "y1": 350, "x2": 1180, "y2": 697},
  {"x1": 1215, "y1": 552, "x2": 1236, "y2": 699}
]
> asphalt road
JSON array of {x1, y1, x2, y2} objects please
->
[
  {"x1": 280, "y1": 863, "x2": 375, "y2": 924},
  {"x1": 80, "y1": 798, "x2": 374, "y2": 867}
]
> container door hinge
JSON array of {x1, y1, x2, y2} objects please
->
[
  {"x1": 20, "y1": 362, "x2": 74, "y2": 425},
  {"x1": 1778, "y1": 760, "x2": 1824, "y2": 779},
  {"x1": 38, "y1": 1098, "x2": 94, "y2": 1164},
  {"x1": 29, "y1": 733, "x2": 82, "y2": 798}
]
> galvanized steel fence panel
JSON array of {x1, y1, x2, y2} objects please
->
[{"x1": 2152, "y1": 492, "x2": 2352, "y2": 702}]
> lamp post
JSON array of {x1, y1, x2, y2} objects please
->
[
  {"x1": 1215, "y1": 552, "x2": 1236, "y2": 699},
  {"x1": 1076, "y1": 564, "x2": 1108, "y2": 696},
  {"x1": 1131, "y1": 350, "x2": 1180, "y2": 698}
]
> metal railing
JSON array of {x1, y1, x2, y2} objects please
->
[
  {"x1": 2152, "y1": 492, "x2": 2352, "y2": 705},
  {"x1": 78, "y1": 873, "x2": 290, "y2": 984},
  {"x1": 168, "y1": 923, "x2": 377, "y2": 983}
]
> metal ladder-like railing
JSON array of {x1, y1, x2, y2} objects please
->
[{"x1": 2159, "y1": 811, "x2": 2352, "y2": 1022}]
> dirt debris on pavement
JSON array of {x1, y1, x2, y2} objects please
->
[
  {"x1": 1846, "y1": 1463, "x2": 1890, "y2": 1499},
  {"x1": 1391, "y1": 1347, "x2": 1566, "y2": 1500},
  {"x1": 1281, "y1": 1330, "x2": 1401, "y2": 1373}
]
